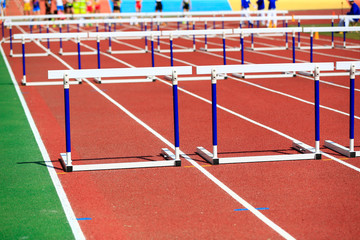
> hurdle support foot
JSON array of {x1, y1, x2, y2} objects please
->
[
  {"x1": 60, "y1": 153, "x2": 73, "y2": 172},
  {"x1": 292, "y1": 141, "x2": 321, "y2": 159},
  {"x1": 160, "y1": 148, "x2": 181, "y2": 166},
  {"x1": 297, "y1": 71, "x2": 314, "y2": 77},
  {"x1": 324, "y1": 140, "x2": 356, "y2": 158},
  {"x1": 196, "y1": 147, "x2": 219, "y2": 165}
]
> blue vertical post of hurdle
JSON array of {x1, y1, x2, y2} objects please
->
[
  {"x1": 292, "y1": 30, "x2": 296, "y2": 63},
  {"x1": 145, "y1": 23, "x2": 148, "y2": 52},
  {"x1": 76, "y1": 36, "x2": 82, "y2": 83},
  {"x1": 240, "y1": 31, "x2": 244, "y2": 64},
  {"x1": 9, "y1": 25, "x2": 12, "y2": 56},
  {"x1": 170, "y1": 34, "x2": 173, "y2": 66},
  {"x1": 59, "y1": 24, "x2": 63, "y2": 54},
  {"x1": 21, "y1": 37, "x2": 26, "y2": 85},
  {"x1": 62, "y1": 74, "x2": 73, "y2": 172},
  {"x1": 172, "y1": 70, "x2": 180, "y2": 162},
  {"x1": 222, "y1": 32, "x2": 226, "y2": 65},
  {"x1": 349, "y1": 64, "x2": 355, "y2": 154},
  {"x1": 151, "y1": 34, "x2": 155, "y2": 67},
  {"x1": 211, "y1": 68, "x2": 219, "y2": 164},
  {"x1": 314, "y1": 65, "x2": 321, "y2": 159},
  {"x1": 310, "y1": 31, "x2": 313, "y2": 63}
]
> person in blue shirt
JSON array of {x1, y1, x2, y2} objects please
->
[
  {"x1": 267, "y1": 0, "x2": 277, "y2": 27},
  {"x1": 257, "y1": 0, "x2": 265, "y2": 25},
  {"x1": 241, "y1": 0, "x2": 252, "y2": 26},
  {"x1": 338, "y1": 0, "x2": 360, "y2": 27}
]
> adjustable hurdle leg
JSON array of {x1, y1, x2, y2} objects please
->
[
  {"x1": 161, "y1": 70, "x2": 181, "y2": 166},
  {"x1": 157, "y1": 22, "x2": 160, "y2": 52},
  {"x1": 59, "y1": 24, "x2": 63, "y2": 54},
  {"x1": 331, "y1": 19, "x2": 334, "y2": 48},
  {"x1": 9, "y1": 25, "x2": 13, "y2": 56},
  {"x1": 314, "y1": 66, "x2": 321, "y2": 159},
  {"x1": 197, "y1": 69, "x2": 219, "y2": 164},
  {"x1": 325, "y1": 64, "x2": 357, "y2": 157},
  {"x1": 310, "y1": 31, "x2": 313, "y2": 63},
  {"x1": 95, "y1": 35, "x2": 101, "y2": 83},
  {"x1": 285, "y1": 21, "x2": 288, "y2": 49},
  {"x1": 192, "y1": 21, "x2": 196, "y2": 51},
  {"x1": 144, "y1": 23, "x2": 148, "y2": 52},
  {"x1": 222, "y1": 32, "x2": 227, "y2": 75},
  {"x1": 151, "y1": 34, "x2": 155, "y2": 67},
  {"x1": 21, "y1": 37, "x2": 26, "y2": 85},
  {"x1": 60, "y1": 74, "x2": 73, "y2": 172},
  {"x1": 170, "y1": 34, "x2": 174, "y2": 66},
  {"x1": 46, "y1": 24, "x2": 50, "y2": 55},
  {"x1": 76, "y1": 36, "x2": 82, "y2": 83},
  {"x1": 297, "y1": 20, "x2": 301, "y2": 48}
]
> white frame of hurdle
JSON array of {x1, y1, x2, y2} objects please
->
[
  {"x1": 299, "y1": 26, "x2": 360, "y2": 77},
  {"x1": 195, "y1": 62, "x2": 334, "y2": 165},
  {"x1": 48, "y1": 66, "x2": 192, "y2": 172},
  {"x1": 324, "y1": 61, "x2": 360, "y2": 158},
  {"x1": 13, "y1": 32, "x2": 88, "y2": 86}
]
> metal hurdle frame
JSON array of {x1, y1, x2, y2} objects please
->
[
  {"x1": 234, "y1": 27, "x2": 302, "y2": 51},
  {"x1": 196, "y1": 62, "x2": 334, "y2": 165},
  {"x1": 298, "y1": 26, "x2": 360, "y2": 77},
  {"x1": 48, "y1": 66, "x2": 192, "y2": 172},
  {"x1": 325, "y1": 61, "x2": 360, "y2": 158},
  {"x1": 88, "y1": 31, "x2": 160, "y2": 84},
  {"x1": 88, "y1": 30, "x2": 160, "y2": 55},
  {"x1": 13, "y1": 32, "x2": 87, "y2": 86},
  {"x1": 293, "y1": 15, "x2": 339, "y2": 49}
]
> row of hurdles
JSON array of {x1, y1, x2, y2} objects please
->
[
  {"x1": 3, "y1": 14, "x2": 359, "y2": 41},
  {"x1": 49, "y1": 61, "x2": 359, "y2": 172},
  {"x1": 12, "y1": 25, "x2": 360, "y2": 85}
]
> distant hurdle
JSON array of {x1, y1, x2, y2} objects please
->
[
  {"x1": 325, "y1": 61, "x2": 360, "y2": 158},
  {"x1": 299, "y1": 26, "x2": 360, "y2": 77},
  {"x1": 48, "y1": 66, "x2": 192, "y2": 172},
  {"x1": 196, "y1": 62, "x2": 334, "y2": 165},
  {"x1": 88, "y1": 31, "x2": 160, "y2": 84},
  {"x1": 13, "y1": 32, "x2": 87, "y2": 86}
]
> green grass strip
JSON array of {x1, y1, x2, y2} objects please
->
[{"x1": 0, "y1": 51, "x2": 74, "y2": 239}]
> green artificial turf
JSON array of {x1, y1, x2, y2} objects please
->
[{"x1": 0, "y1": 49, "x2": 74, "y2": 239}]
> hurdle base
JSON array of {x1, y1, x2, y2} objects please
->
[
  {"x1": 197, "y1": 140, "x2": 320, "y2": 165},
  {"x1": 297, "y1": 71, "x2": 314, "y2": 77},
  {"x1": 59, "y1": 153, "x2": 73, "y2": 172},
  {"x1": 22, "y1": 81, "x2": 81, "y2": 86},
  {"x1": 232, "y1": 72, "x2": 295, "y2": 79},
  {"x1": 161, "y1": 148, "x2": 181, "y2": 166},
  {"x1": 60, "y1": 152, "x2": 180, "y2": 172},
  {"x1": 94, "y1": 76, "x2": 156, "y2": 84},
  {"x1": 324, "y1": 140, "x2": 356, "y2": 158},
  {"x1": 292, "y1": 141, "x2": 321, "y2": 159}
]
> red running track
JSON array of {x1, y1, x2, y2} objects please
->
[{"x1": 2, "y1": 19, "x2": 360, "y2": 239}]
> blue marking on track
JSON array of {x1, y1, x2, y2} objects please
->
[
  {"x1": 76, "y1": 217, "x2": 92, "y2": 221},
  {"x1": 234, "y1": 207, "x2": 269, "y2": 211}
]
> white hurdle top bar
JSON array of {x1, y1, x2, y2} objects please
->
[
  {"x1": 49, "y1": 66, "x2": 192, "y2": 79},
  {"x1": 303, "y1": 26, "x2": 360, "y2": 33},
  {"x1": 88, "y1": 31, "x2": 161, "y2": 38},
  {"x1": 13, "y1": 32, "x2": 88, "y2": 40},
  {"x1": 162, "y1": 29, "x2": 233, "y2": 36},
  {"x1": 336, "y1": 61, "x2": 360, "y2": 70},
  {"x1": 234, "y1": 27, "x2": 302, "y2": 34},
  {"x1": 196, "y1": 62, "x2": 334, "y2": 74}
]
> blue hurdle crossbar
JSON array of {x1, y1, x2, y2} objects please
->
[
  {"x1": 325, "y1": 62, "x2": 360, "y2": 158},
  {"x1": 196, "y1": 62, "x2": 334, "y2": 165},
  {"x1": 50, "y1": 66, "x2": 192, "y2": 172}
]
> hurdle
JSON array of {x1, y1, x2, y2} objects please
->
[
  {"x1": 88, "y1": 31, "x2": 160, "y2": 84},
  {"x1": 293, "y1": 15, "x2": 339, "y2": 49},
  {"x1": 48, "y1": 66, "x2": 192, "y2": 172},
  {"x1": 196, "y1": 62, "x2": 335, "y2": 165},
  {"x1": 324, "y1": 61, "x2": 360, "y2": 158},
  {"x1": 13, "y1": 32, "x2": 87, "y2": 86},
  {"x1": 234, "y1": 27, "x2": 302, "y2": 51}
]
